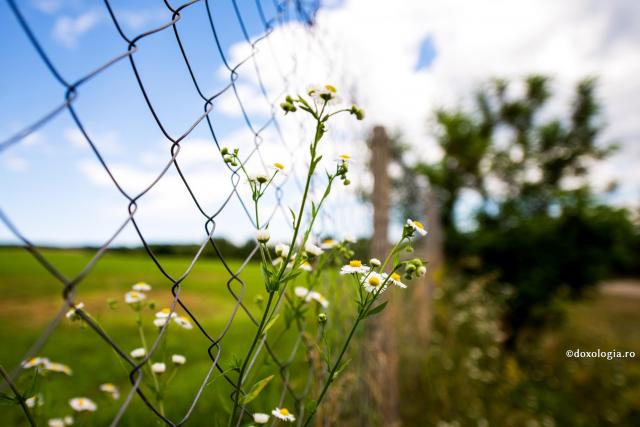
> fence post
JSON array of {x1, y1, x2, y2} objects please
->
[{"x1": 365, "y1": 125, "x2": 401, "y2": 426}]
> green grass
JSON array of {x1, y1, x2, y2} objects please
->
[{"x1": 0, "y1": 247, "x2": 289, "y2": 426}]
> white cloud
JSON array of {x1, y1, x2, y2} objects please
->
[
  {"x1": 4, "y1": 156, "x2": 28, "y2": 172},
  {"x1": 116, "y1": 9, "x2": 167, "y2": 31},
  {"x1": 52, "y1": 10, "x2": 102, "y2": 48}
]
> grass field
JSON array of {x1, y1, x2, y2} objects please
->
[
  {"x1": 1, "y1": 247, "x2": 639, "y2": 426},
  {"x1": 0, "y1": 246, "x2": 287, "y2": 426}
]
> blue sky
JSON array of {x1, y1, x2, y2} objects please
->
[
  {"x1": 2, "y1": 0, "x2": 639, "y2": 248},
  {"x1": 0, "y1": 0, "x2": 337, "y2": 247}
]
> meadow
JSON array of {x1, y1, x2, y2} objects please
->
[{"x1": 1, "y1": 246, "x2": 639, "y2": 426}]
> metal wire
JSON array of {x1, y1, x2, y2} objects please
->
[{"x1": 0, "y1": 0, "x2": 335, "y2": 425}]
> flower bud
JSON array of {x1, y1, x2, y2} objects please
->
[
  {"x1": 221, "y1": 147, "x2": 229, "y2": 155},
  {"x1": 369, "y1": 258, "x2": 381, "y2": 267},
  {"x1": 343, "y1": 179, "x2": 351, "y2": 186},
  {"x1": 318, "y1": 313, "x2": 327, "y2": 324},
  {"x1": 417, "y1": 266, "x2": 427, "y2": 277},
  {"x1": 256, "y1": 229, "x2": 270, "y2": 243}
]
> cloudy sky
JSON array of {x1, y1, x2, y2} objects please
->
[{"x1": 1, "y1": 0, "x2": 638, "y2": 247}]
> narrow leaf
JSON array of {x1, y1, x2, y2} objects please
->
[
  {"x1": 365, "y1": 301, "x2": 388, "y2": 318},
  {"x1": 240, "y1": 374, "x2": 275, "y2": 405},
  {"x1": 262, "y1": 314, "x2": 280, "y2": 336}
]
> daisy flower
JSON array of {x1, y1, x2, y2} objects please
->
[
  {"x1": 386, "y1": 272, "x2": 407, "y2": 289},
  {"x1": 26, "y1": 394, "x2": 43, "y2": 408},
  {"x1": 172, "y1": 354, "x2": 186, "y2": 365},
  {"x1": 272, "y1": 407, "x2": 295, "y2": 422},
  {"x1": 48, "y1": 419, "x2": 65, "y2": 427},
  {"x1": 151, "y1": 363, "x2": 166, "y2": 374},
  {"x1": 294, "y1": 286, "x2": 312, "y2": 300},
  {"x1": 124, "y1": 291, "x2": 145, "y2": 304},
  {"x1": 248, "y1": 172, "x2": 269, "y2": 184},
  {"x1": 69, "y1": 397, "x2": 97, "y2": 412},
  {"x1": 300, "y1": 261, "x2": 313, "y2": 272},
  {"x1": 406, "y1": 219, "x2": 428, "y2": 236},
  {"x1": 256, "y1": 229, "x2": 270, "y2": 243},
  {"x1": 156, "y1": 308, "x2": 177, "y2": 319},
  {"x1": 130, "y1": 348, "x2": 146, "y2": 359},
  {"x1": 337, "y1": 153, "x2": 352, "y2": 163},
  {"x1": 340, "y1": 260, "x2": 370, "y2": 275},
  {"x1": 320, "y1": 239, "x2": 336, "y2": 250},
  {"x1": 64, "y1": 416, "x2": 74, "y2": 425},
  {"x1": 343, "y1": 233, "x2": 356, "y2": 244},
  {"x1": 253, "y1": 412, "x2": 270, "y2": 424},
  {"x1": 308, "y1": 84, "x2": 339, "y2": 104},
  {"x1": 275, "y1": 243, "x2": 290, "y2": 257},
  {"x1": 132, "y1": 282, "x2": 152, "y2": 292},
  {"x1": 361, "y1": 272, "x2": 388, "y2": 294},
  {"x1": 311, "y1": 292, "x2": 329, "y2": 308},
  {"x1": 174, "y1": 316, "x2": 193, "y2": 330},
  {"x1": 272, "y1": 162, "x2": 286, "y2": 172},
  {"x1": 65, "y1": 302, "x2": 84, "y2": 320},
  {"x1": 153, "y1": 317, "x2": 169, "y2": 328},
  {"x1": 369, "y1": 258, "x2": 381, "y2": 267},
  {"x1": 45, "y1": 362, "x2": 73, "y2": 375},
  {"x1": 99, "y1": 383, "x2": 120, "y2": 400},
  {"x1": 304, "y1": 242, "x2": 323, "y2": 257},
  {"x1": 22, "y1": 357, "x2": 49, "y2": 369}
]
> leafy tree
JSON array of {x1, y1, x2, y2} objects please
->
[{"x1": 412, "y1": 75, "x2": 639, "y2": 346}]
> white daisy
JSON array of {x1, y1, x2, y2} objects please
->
[
  {"x1": 304, "y1": 242, "x2": 323, "y2": 257},
  {"x1": 271, "y1": 407, "x2": 296, "y2": 422},
  {"x1": 130, "y1": 348, "x2": 146, "y2": 359},
  {"x1": 153, "y1": 317, "x2": 169, "y2": 328},
  {"x1": 99, "y1": 383, "x2": 120, "y2": 400},
  {"x1": 320, "y1": 239, "x2": 337, "y2": 250},
  {"x1": 45, "y1": 362, "x2": 72, "y2": 375},
  {"x1": 65, "y1": 302, "x2": 84, "y2": 320},
  {"x1": 132, "y1": 282, "x2": 152, "y2": 292},
  {"x1": 124, "y1": 291, "x2": 145, "y2": 304},
  {"x1": 310, "y1": 292, "x2": 329, "y2": 308},
  {"x1": 156, "y1": 308, "x2": 178, "y2": 319},
  {"x1": 308, "y1": 84, "x2": 339, "y2": 105},
  {"x1": 369, "y1": 258, "x2": 381, "y2": 267},
  {"x1": 294, "y1": 286, "x2": 312, "y2": 300},
  {"x1": 361, "y1": 272, "x2": 388, "y2": 294},
  {"x1": 69, "y1": 397, "x2": 97, "y2": 412},
  {"x1": 386, "y1": 272, "x2": 407, "y2": 289},
  {"x1": 174, "y1": 316, "x2": 193, "y2": 330},
  {"x1": 248, "y1": 172, "x2": 270, "y2": 184},
  {"x1": 337, "y1": 153, "x2": 352, "y2": 163},
  {"x1": 171, "y1": 354, "x2": 186, "y2": 365},
  {"x1": 343, "y1": 233, "x2": 356, "y2": 244},
  {"x1": 48, "y1": 419, "x2": 65, "y2": 427},
  {"x1": 22, "y1": 357, "x2": 49, "y2": 369},
  {"x1": 274, "y1": 243, "x2": 290, "y2": 257},
  {"x1": 25, "y1": 394, "x2": 43, "y2": 408},
  {"x1": 256, "y1": 229, "x2": 270, "y2": 243},
  {"x1": 253, "y1": 412, "x2": 270, "y2": 424},
  {"x1": 299, "y1": 261, "x2": 313, "y2": 272},
  {"x1": 407, "y1": 219, "x2": 428, "y2": 236},
  {"x1": 63, "y1": 415, "x2": 74, "y2": 425},
  {"x1": 151, "y1": 363, "x2": 166, "y2": 374},
  {"x1": 340, "y1": 260, "x2": 370, "y2": 275}
]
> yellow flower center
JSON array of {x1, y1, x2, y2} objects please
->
[
  {"x1": 280, "y1": 408, "x2": 290, "y2": 416},
  {"x1": 349, "y1": 260, "x2": 362, "y2": 267},
  {"x1": 323, "y1": 239, "x2": 335, "y2": 244},
  {"x1": 324, "y1": 84, "x2": 337, "y2": 93},
  {"x1": 368, "y1": 276, "x2": 381, "y2": 286},
  {"x1": 28, "y1": 357, "x2": 37, "y2": 364},
  {"x1": 339, "y1": 154, "x2": 351, "y2": 160},
  {"x1": 413, "y1": 220, "x2": 424, "y2": 229},
  {"x1": 161, "y1": 308, "x2": 171, "y2": 314},
  {"x1": 130, "y1": 291, "x2": 139, "y2": 298},
  {"x1": 274, "y1": 162, "x2": 285, "y2": 170},
  {"x1": 391, "y1": 273, "x2": 401, "y2": 281}
]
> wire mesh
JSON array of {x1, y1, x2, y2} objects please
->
[{"x1": 0, "y1": 0, "x2": 345, "y2": 425}]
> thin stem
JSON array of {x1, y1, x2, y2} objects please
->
[
  {"x1": 229, "y1": 292, "x2": 275, "y2": 425},
  {"x1": 0, "y1": 365, "x2": 37, "y2": 427}
]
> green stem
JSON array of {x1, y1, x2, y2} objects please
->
[
  {"x1": 0, "y1": 366, "x2": 37, "y2": 427},
  {"x1": 229, "y1": 292, "x2": 275, "y2": 425}
]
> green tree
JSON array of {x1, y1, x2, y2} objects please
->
[{"x1": 413, "y1": 75, "x2": 638, "y2": 346}]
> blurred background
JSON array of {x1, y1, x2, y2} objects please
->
[{"x1": 1, "y1": 0, "x2": 639, "y2": 426}]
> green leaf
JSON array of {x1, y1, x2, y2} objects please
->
[
  {"x1": 240, "y1": 374, "x2": 275, "y2": 405},
  {"x1": 261, "y1": 314, "x2": 280, "y2": 336},
  {"x1": 365, "y1": 301, "x2": 388, "y2": 319},
  {"x1": 0, "y1": 392, "x2": 18, "y2": 404},
  {"x1": 332, "y1": 358, "x2": 352, "y2": 380}
]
